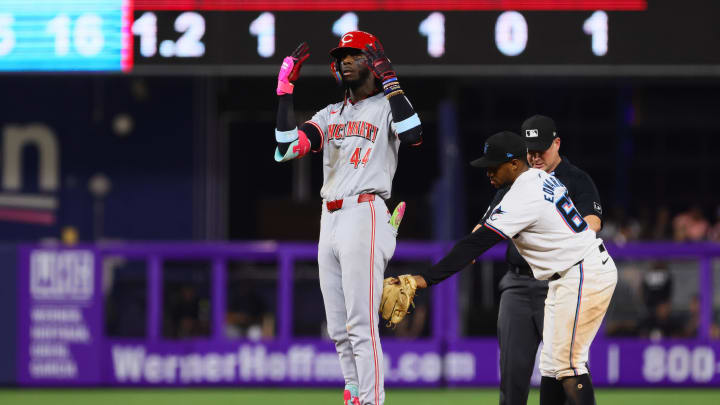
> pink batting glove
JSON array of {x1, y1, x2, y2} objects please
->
[
  {"x1": 277, "y1": 56, "x2": 295, "y2": 95},
  {"x1": 276, "y1": 42, "x2": 310, "y2": 96}
]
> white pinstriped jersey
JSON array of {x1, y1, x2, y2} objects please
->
[
  {"x1": 308, "y1": 92, "x2": 400, "y2": 201},
  {"x1": 484, "y1": 168, "x2": 601, "y2": 279}
]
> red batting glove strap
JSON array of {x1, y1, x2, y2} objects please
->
[{"x1": 277, "y1": 80, "x2": 294, "y2": 95}]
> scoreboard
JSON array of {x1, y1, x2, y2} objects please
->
[
  {"x1": 0, "y1": 0, "x2": 131, "y2": 72},
  {"x1": 3, "y1": 0, "x2": 720, "y2": 75}
]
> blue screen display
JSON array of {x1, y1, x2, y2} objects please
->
[{"x1": 0, "y1": 0, "x2": 131, "y2": 72}]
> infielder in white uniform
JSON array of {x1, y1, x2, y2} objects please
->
[
  {"x1": 273, "y1": 32, "x2": 422, "y2": 405},
  {"x1": 410, "y1": 132, "x2": 615, "y2": 405}
]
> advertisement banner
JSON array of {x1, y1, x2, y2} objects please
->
[
  {"x1": 15, "y1": 244, "x2": 720, "y2": 387},
  {"x1": 17, "y1": 247, "x2": 102, "y2": 385},
  {"x1": 590, "y1": 341, "x2": 720, "y2": 386},
  {"x1": 445, "y1": 340, "x2": 720, "y2": 387},
  {"x1": 100, "y1": 339, "x2": 720, "y2": 387},
  {"x1": 104, "y1": 339, "x2": 445, "y2": 387}
]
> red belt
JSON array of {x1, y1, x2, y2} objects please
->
[{"x1": 326, "y1": 193, "x2": 375, "y2": 212}]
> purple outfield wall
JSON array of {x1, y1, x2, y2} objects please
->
[{"x1": 16, "y1": 242, "x2": 720, "y2": 387}]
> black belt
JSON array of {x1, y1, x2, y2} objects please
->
[
  {"x1": 549, "y1": 243, "x2": 607, "y2": 281},
  {"x1": 509, "y1": 265, "x2": 533, "y2": 277}
]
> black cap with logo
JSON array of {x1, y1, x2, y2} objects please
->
[
  {"x1": 521, "y1": 114, "x2": 557, "y2": 151},
  {"x1": 470, "y1": 131, "x2": 527, "y2": 168}
]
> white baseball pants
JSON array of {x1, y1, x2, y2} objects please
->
[
  {"x1": 540, "y1": 243, "x2": 617, "y2": 379},
  {"x1": 318, "y1": 195, "x2": 397, "y2": 405}
]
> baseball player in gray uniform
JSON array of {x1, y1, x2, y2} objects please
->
[
  {"x1": 410, "y1": 132, "x2": 616, "y2": 405},
  {"x1": 273, "y1": 31, "x2": 422, "y2": 405}
]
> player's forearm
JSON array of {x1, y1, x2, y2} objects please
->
[
  {"x1": 276, "y1": 120, "x2": 322, "y2": 152},
  {"x1": 584, "y1": 214, "x2": 602, "y2": 232},
  {"x1": 274, "y1": 95, "x2": 323, "y2": 161},
  {"x1": 388, "y1": 93, "x2": 422, "y2": 145},
  {"x1": 416, "y1": 226, "x2": 504, "y2": 287},
  {"x1": 362, "y1": 41, "x2": 422, "y2": 145},
  {"x1": 361, "y1": 40, "x2": 422, "y2": 145},
  {"x1": 274, "y1": 94, "x2": 305, "y2": 161},
  {"x1": 276, "y1": 94, "x2": 296, "y2": 131}
]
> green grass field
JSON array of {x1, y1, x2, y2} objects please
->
[{"x1": 1, "y1": 388, "x2": 719, "y2": 405}]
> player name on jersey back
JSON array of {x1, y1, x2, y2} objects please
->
[
  {"x1": 309, "y1": 93, "x2": 400, "y2": 201},
  {"x1": 485, "y1": 168, "x2": 600, "y2": 279}
]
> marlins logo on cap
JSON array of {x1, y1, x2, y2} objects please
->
[{"x1": 470, "y1": 131, "x2": 526, "y2": 168}]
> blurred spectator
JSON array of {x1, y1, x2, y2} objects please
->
[
  {"x1": 604, "y1": 274, "x2": 643, "y2": 336},
  {"x1": 226, "y1": 281, "x2": 275, "y2": 339},
  {"x1": 596, "y1": 208, "x2": 619, "y2": 241},
  {"x1": 682, "y1": 295, "x2": 700, "y2": 338},
  {"x1": 637, "y1": 262, "x2": 685, "y2": 339},
  {"x1": 167, "y1": 285, "x2": 209, "y2": 338},
  {"x1": 642, "y1": 261, "x2": 672, "y2": 309},
  {"x1": 649, "y1": 206, "x2": 673, "y2": 240},
  {"x1": 672, "y1": 205, "x2": 709, "y2": 241},
  {"x1": 637, "y1": 301, "x2": 685, "y2": 339},
  {"x1": 707, "y1": 205, "x2": 720, "y2": 242},
  {"x1": 598, "y1": 206, "x2": 641, "y2": 244},
  {"x1": 712, "y1": 311, "x2": 720, "y2": 339}
]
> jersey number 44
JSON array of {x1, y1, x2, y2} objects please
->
[{"x1": 349, "y1": 147, "x2": 373, "y2": 169}]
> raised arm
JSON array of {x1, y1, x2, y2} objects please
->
[
  {"x1": 363, "y1": 41, "x2": 423, "y2": 146},
  {"x1": 274, "y1": 43, "x2": 323, "y2": 162}
]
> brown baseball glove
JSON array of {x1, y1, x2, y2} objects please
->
[{"x1": 379, "y1": 274, "x2": 418, "y2": 327}]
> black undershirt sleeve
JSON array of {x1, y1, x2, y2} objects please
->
[
  {"x1": 276, "y1": 94, "x2": 322, "y2": 154},
  {"x1": 276, "y1": 94, "x2": 295, "y2": 131},
  {"x1": 299, "y1": 122, "x2": 323, "y2": 152},
  {"x1": 388, "y1": 94, "x2": 422, "y2": 145},
  {"x1": 416, "y1": 226, "x2": 505, "y2": 286}
]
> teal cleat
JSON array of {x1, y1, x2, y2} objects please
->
[{"x1": 343, "y1": 384, "x2": 360, "y2": 405}]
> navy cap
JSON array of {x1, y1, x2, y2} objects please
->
[
  {"x1": 470, "y1": 131, "x2": 527, "y2": 168},
  {"x1": 521, "y1": 115, "x2": 557, "y2": 151}
]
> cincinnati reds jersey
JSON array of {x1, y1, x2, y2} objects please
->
[
  {"x1": 308, "y1": 92, "x2": 400, "y2": 201},
  {"x1": 484, "y1": 168, "x2": 600, "y2": 279}
]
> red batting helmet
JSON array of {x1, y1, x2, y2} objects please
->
[
  {"x1": 330, "y1": 31, "x2": 381, "y2": 59},
  {"x1": 329, "y1": 31, "x2": 380, "y2": 82}
]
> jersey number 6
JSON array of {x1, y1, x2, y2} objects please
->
[
  {"x1": 555, "y1": 195, "x2": 588, "y2": 233},
  {"x1": 350, "y1": 147, "x2": 372, "y2": 169}
]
